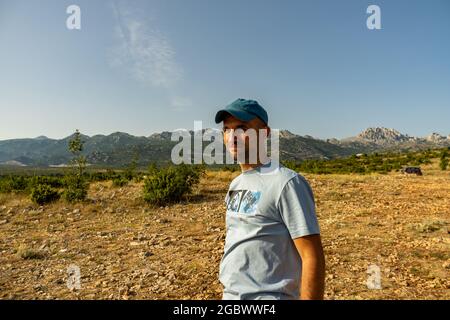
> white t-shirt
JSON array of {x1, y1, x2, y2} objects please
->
[{"x1": 219, "y1": 161, "x2": 320, "y2": 300}]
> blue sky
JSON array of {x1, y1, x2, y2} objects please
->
[{"x1": 0, "y1": 0, "x2": 449, "y2": 140}]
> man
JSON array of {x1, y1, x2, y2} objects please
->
[{"x1": 215, "y1": 98, "x2": 325, "y2": 300}]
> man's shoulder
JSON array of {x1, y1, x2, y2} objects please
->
[
  {"x1": 228, "y1": 172, "x2": 243, "y2": 189},
  {"x1": 265, "y1": 162, "x2": 301, "y2": 185},
  {"x1": 269, "y1": 164, "x2": 314, "y2": 196},
  {"x1": 277, "y1": 163, "x2": 300, "y2": 179}
]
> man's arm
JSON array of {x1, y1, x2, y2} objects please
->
[{"x1": 293, "y1": 234, "x2": 325, "y2": 300}]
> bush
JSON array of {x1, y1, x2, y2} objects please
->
[
  {"x1": 133, "y1": 172, "x2": 145, "y2": 183},
  {"x1": 87, "y1": 171, "x2": 111, "y2": 182},
  {"x1": 222, "y1": 164, "x2": 239, "y2": 172},
  {"x1": 10, "y1": 176, "x2": 28, "y2": 191},
  {"x1": 30, "y1": 184, "x2": 60, "y2": 205},
  {"x1": 281, "y1": 161, "x2": 298, "y2": 172},
  {"x1": 112, "y1": 176, "x2": 128, "y2": 187},
  {"x1": 0, "y1": 175, "x2": 28, "y2": 193},
  {"x1": 62, "y1": 175, "x2": 88, "y2": 203},
  {"x1": 143, "y1": 164, "x2": 204, "y2": 206},
  {"x1": 28, "y1": 176, "x2": 64, "y2": 191},
  {"x1": 0, "y1": 178, "x2": 12, "y2": 193}
]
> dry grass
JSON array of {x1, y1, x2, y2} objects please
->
[
  {"x1": 16, "y1": 245, "x2": 47, "y2": 260},
  {"x1": 0, "y1": 163, "x2": 449, "y2": 300},
  {"x1": 204, "y1": 170, "x2": 240, "y2": 182}
]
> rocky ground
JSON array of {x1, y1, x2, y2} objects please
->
[{"x1": 0, "y1": 163, "x2": 448, "y2": 300}]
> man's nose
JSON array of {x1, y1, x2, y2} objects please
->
[
  {"x1": 224, "y1": 130, "x2": 238, "y2": 143},
  {"x1": 227, "y1": 130, "x2": 236, "y2": 142}
]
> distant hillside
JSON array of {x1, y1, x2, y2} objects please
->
[
  {"x1": 0, "y1": 127, "x2": 448, "y2": 167},
  {"x1": 328, "y1": 127, "x2": 450, "y2": 154}
]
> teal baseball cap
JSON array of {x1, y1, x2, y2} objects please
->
[{"x1": 215, "y1": 98, "x2": 268, "y2": 125}]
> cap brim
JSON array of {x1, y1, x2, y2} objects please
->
[{"x1": 214, "y1": 109, "x2": 256, "y2": 124}]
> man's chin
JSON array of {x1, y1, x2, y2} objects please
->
[{"x1": 227, "y1": 149, "x2": 241, "y2": 162}]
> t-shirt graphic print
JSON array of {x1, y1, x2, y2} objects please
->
[{"x1": 226, "y1": 190, "x2": 262, "y2": 214}]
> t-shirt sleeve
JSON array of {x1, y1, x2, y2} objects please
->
[{"x1": 276, "y1": 174, "x2": 320, "y2": 239}]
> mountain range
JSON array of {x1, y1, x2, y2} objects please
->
[{"x1": 0, "y1": 127, "x2": 449, "y2": 167}]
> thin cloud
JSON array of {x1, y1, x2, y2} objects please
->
[
  {"x1": 109, "y1": 2, "x2": 182, "y2": 88},
  {"x1": 170, "y1": 96, "x2": 192, "y2": 110}
]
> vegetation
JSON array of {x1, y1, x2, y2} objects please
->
[
  {"x1": 143, "y1": 164, "x2": 205, "y2": 206},
  {"x1": 0, "y1": 169, "x2": 146, "y2": 194},
  {"x1": 112, "y1": 176, "x2": 128, "y2": 187},
  {"x1": 62, "y1": 174, "x2": 88, "y2": 203},
  {"x1": 283, "y1": 148, "x2": 447, "y2": 175},
  {"x1": 62, "y1": 129, "x2": 89, "y2": 202},
  {"x1": 439, "y1": 149, "x2": 448, "y2": 171},
  {"x1": 0, "y1": 147, "x2": 447, "y2": 203},
  {"x1": 30, "y1": 184, "x2": 60, "y2": 205},
  {"x1": 221, "y1": 164, "x2": 240, "y2": 172},
  {"x1": 16, "y1": 245, "x2": 47, "y2": 260},
  {"x1": 123, "y1": 151, "x2": 139, "y2": 181},
  {"x1": 0, "y1": 175, "x2": 28, "y2": 193}
]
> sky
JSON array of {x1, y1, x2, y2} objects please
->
[{"x1": 0, "y1": 0, "x2": 449, "y2": 141}]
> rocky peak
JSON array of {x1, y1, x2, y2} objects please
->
[
  {"x1": 357, "y1": 127, "x2": 411, "y2": 143},
  {"x1": 279, "y1": 130, "x2": 298, "y2": 139},
  {"x1": 149, "y1": 131, "x2": 173, "y2": 140},
  {"x1": 426, "y1": 132, "x2": 446, "y2": 142}
]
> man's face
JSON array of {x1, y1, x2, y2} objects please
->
[{"x1": 222, "y1": 114, "x2": 270, "y2": 163}]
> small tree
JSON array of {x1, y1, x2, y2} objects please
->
[
  {"x1": 123, "y1": 150, "x2": 139, "y2": 181},
  {"x1": 69, "y1": 129, "x2": 86, "y2": 178},
  {"x1": 63, "y1": 129, "x2": 88, "y2": 202}
]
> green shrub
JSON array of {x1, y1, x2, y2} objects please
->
[
  {"x1": 0, "y1": 175, "x2": 28, "y2": 193},
  {"x1": 87, "y1": 171, "x2": 111, "y2": 182},
  {"x1": 112, "y1": 176, "x2": 128, "y2": 187},
  {"x1": 281, "y1": 161, "x2": 298, "y2": 172},
  {"x1": 62, "y1": 175, "x2": 88, "y2": 203},
  {"x1": 10, "y1": 176, "x2": 28, "y2": 191},
  {"x1": 0, "y1": 178, "x2": 12, "y2": 193},
  {"x1": 28, "y1": 176, "x2": 64, "y2": 191},
  {"x1": 147, "y1": 163, "x2": 158, "y2": 176},
  {"x1": 30, "y1": 184, "x2": 60, "y2": 205},
  {"x1": 133, "y1": 172, "x2": 145, "y2": 183},
  {"x1": 143, "y1": 164, "x2": 203, "y2": 206}
]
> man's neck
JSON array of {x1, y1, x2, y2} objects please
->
[{"x1": 239, "y1": 159, "x2": 270, "y2": 172}]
